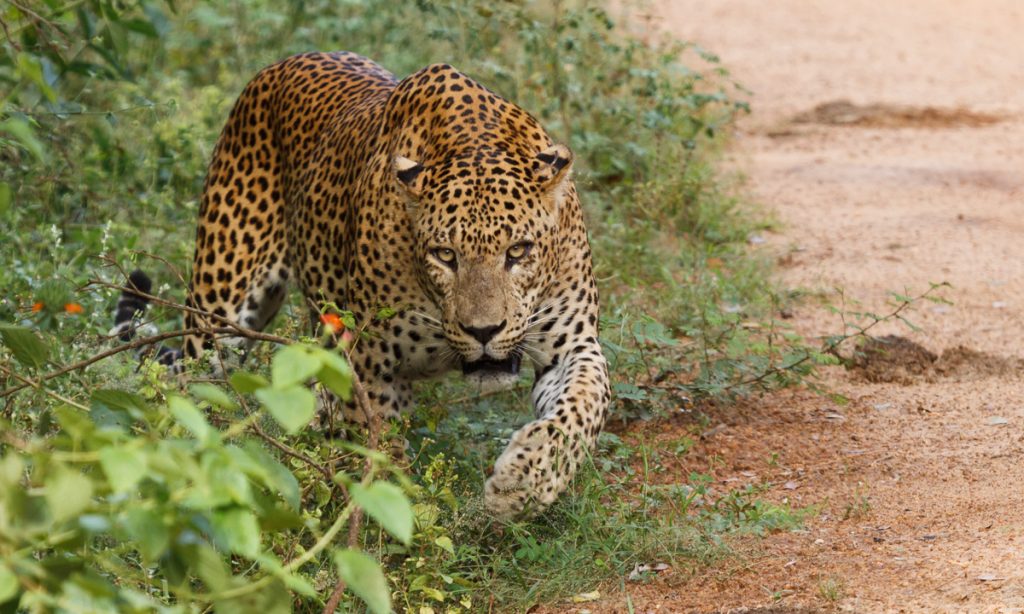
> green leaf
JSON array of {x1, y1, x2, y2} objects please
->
[
  {"x1": 121, "y1": 18, "x2": 159, "y2": 37},
  {"x1": 0, "y1": 324, "x2": 50, "y2": 369},
  {"x1": 215, "y1": 579, "x2": 291, "y2": 614},
  {"x1": 168, "y1": 395, "x2": 214, "y2": 442},
  {"x1": 211, "y1": 507, "x2": 260, "y2": 558},
  {"x1": 230, "y1": 371, "x2": 269, "y2": 394},
  {"x1": 192, "y1": 543, "x2": 231, "y2": 591},
  {"x1": 91, "y1": 389, "x2": 149, "y2": 415},
  {"x1": 0, "y1": 454, "x2": 23, "y2": 489},
  {"x1": 333, "y1": 549, "x2": 391, "y2": 614},
  {"x1": 91, "y1": 389, "x2": 148, "y2": 430},
  {"x1": 202, "y1": 449, "x2": 253, "y2": 507},
  {"x1": 191, "y1": 383, "x2": 237, "y2": 410},
  {"x1": 0, "y1": 562, "x2": 18, "y2": 604},
  {"x1": 0, "y1": 182, "x2": 10, "y2": 217},
  {"x1": 0, "y1": 118, "x2": 45, "y2": 161},
  {"x1": 254, "y1": 386, "x2": 315, "y2": 434},
  {"x1": 55, "y1": 405, "x2": 94, "y2": 440},
  {"x1": 612, "y1": 382, "x2": 648, "y2": 401},
  {"x1": 350, "y1": 481, "x2": 413, "y2": 545},
  {"x1": 103, "y1": 15, "x2": 128, "y2": 59},
  {"x1": 254, "y1": 553, "x2": 316, "y2": 597},
  {"x1": 16, "y1": 53, "x2": 56, "y2": 102},
  {"x1": 339, "y1": 311, "x2": 357, "y2": 330},
  {"x1": 99, "y1": 446, "x2": 148, "y2": 493},
  {"x1": 250, "y1": 489, "x2": 304, "y2": 531},
  {"x1": 271, "y1": 345, "x2": 321, "y2": 388},
  {"x1": 415, "y1": 584, "x2": 446, "y2": 602},
  {"x1": 434, "y1": 535, "x2": 455, "y2": 555},
  {"x1": 240, "y1": 443, "x2": 300, "y2": 510},
  {"x1": 314, "y1": 348, "x2": 352, "y2": 400},
  {"x1": 123, "y1": 508, "x2": 170, "y2": 562},
  {"x1": 114, "y1": 588, "x2": 161, "y2": 611},
  {"x1": 45, "y1": 466, "x2": 93, "y2": 522}
]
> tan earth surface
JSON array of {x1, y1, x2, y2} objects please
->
[{"x1": 554, "y1": 1, "x2": 1024, "y2": 612}]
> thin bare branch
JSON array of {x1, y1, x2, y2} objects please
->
[
  {"x1": 321, "y1": 580, "x2": 348, "y2": 614},
  {"x1": 250, "y1": 421, "x2": 334, "y2": 483},
  {"x1": 84, "y1": 278, "x2": 291, "y2": 345},
  {"x1": 0, "y1": 363, "x2": 89, "y2": 411},
  {"x1": 325, "y1": 345, "x2": 379, "y2": 613},
  {"x1": 0, "y1": 323, "x2": 290, "y2": 400}
]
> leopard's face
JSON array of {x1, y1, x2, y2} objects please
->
[{"x1": 394, "y1": 145, "x2": 574, "y2": 387}]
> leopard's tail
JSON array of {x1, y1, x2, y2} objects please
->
[
  {"x1": 110, "y1": 269, "x2": 181, "y2": 366},
  {"x1": 111, "y1": 269, "x2": 152, "y2": 341}
]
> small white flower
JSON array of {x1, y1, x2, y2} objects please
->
[
  {"x1": 100, "y1": 220, "x2": 113, "y2": 253},
  {"x1": 50, "y1": 224, "x2": 62, "y2": 250}
]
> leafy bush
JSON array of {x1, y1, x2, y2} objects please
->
[
  {"x1": 1, "y1": 0, "x2": 822, "y2": 611},
  {"x1": 1, "y1": 334, "x2": 413, "y2": 612}
]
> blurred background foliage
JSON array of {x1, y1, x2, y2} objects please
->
[{"x1": 2, "y1": 0, "x2": 752, "y2": 334}]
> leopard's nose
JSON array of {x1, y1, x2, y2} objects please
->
[{"x1": 459, "y1": 320, "x2": 507, "y2": 345}]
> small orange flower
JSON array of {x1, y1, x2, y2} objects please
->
[
  {"x1": 64, "y1": 302, "x2": 84, "y2": 315},
  {"x1": 31, "y1": 302, "x2": 44, "y2": 313},
  {"x1": 320, "y1": 313, "x2": 343, "y2": 333}
]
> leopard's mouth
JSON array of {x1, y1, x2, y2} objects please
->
[{"x1": 462, "y1": 353, "x2": 521, "y2": 376}]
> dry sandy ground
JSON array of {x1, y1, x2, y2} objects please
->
[{"x1": 555, "y1": 2, "x2": 1024, "y2": 613}]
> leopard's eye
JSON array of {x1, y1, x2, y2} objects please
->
[
  {"x1": 506, "y1": 242, "x2": 532, "y2": 266},
  {"x1": 432, "y1": 247, "x2": 457, "y2": 267}
]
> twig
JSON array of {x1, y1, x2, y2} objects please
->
[
  {"x1": 0, "y1": 327, "x2": 202, "y2": 399},
  {"x1": 99, "y1": 252, "x2": 187, "y2": 292},
  {"x1": 5, "y1": 0, "x2": 87, "y2": 42},
  {"x1": 83, "y1": 279, "x2": 292, "y2": 346},
  {"x1": 205, "y1": 494, "x2": 360, "y2": 603},
  {"x1": 12, "y1": 103, "x2": 166, "y2": 119},
  {"x1": 0, "y1": 324, "x2": 289, "y2": 400},
  {"x1": 205, "y1": 388, "x2": 380, "y2": 608},
  {"x1": 321, "y1": 579, "x2": 348, "y2": 614},
  {"x1": 131, "y1": 251, "x2": 189, "y2": 289},
  {"x1": 8, "y1": 0, "x2": 69, "y2": 57},
  {"x1": 10, "y1": 0, "x2": 60, "y2": 33},
  {"x1": 250, "y1": 421, "x2": 334, "y2": 483},
  {"x1": 85, "y1": 276, "x2": 294, "y2": 376},
  {"x1": 723, "y1": 284, "x2": 948, "y2": 392},
  {"x1": 0, "y1": 363, "x2": 89, "y2": 411},
  {"x1": 323, "y1": 346, "x2": 379, "y2": 614},
  {"x1": 0, "y1": 14, "x2": 20, "y2": 51}
]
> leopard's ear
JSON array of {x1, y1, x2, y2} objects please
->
[
  {"x1": 533, "y1": 144, "x2": 573, "y2": 217},
  {"x1": 394, "y1": 156, "x2": 425, "y2": 198},
  {"x1": 533, "y1": 144, "x2": 573, "y2": 192}
]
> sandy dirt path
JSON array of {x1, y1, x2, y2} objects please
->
[{"x1": 566, "y1": 2, "x2": 1024, "y2": 612}]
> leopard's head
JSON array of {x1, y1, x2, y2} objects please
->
[{"x1": 395, "y1": 144, "x2": 574, "y2": 387}]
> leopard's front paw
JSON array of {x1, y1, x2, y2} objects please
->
[{"x1": 483, "y1": 420, "x2": 568, "y2": 519}]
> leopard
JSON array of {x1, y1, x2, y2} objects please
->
[{"x1": 119, "y1": 51, "x2": 611, "y2": 518}]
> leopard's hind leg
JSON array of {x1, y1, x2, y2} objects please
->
[{"x1": 184, "y1": 66, "x2": 291, "y2": 368}]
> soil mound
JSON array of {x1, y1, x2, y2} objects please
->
[
  {"x1": 791, "y1": 100, "x2": 1003, "y2": 128},
  {"x1": 850, "y1": 335, "x2": 1020, "y2": 384}
]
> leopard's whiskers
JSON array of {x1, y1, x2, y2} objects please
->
[{"x1": 409, "y1": 310, "x2": 444, "y2": 332}]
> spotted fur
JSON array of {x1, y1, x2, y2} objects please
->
[{"x1": 181, "y1": 52, "x2": 610, "y2": 517}]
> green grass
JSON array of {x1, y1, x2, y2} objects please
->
[
  {"x1": 817, "y1": 575, "x2": 847, "y2": 604},
  {"x1": 0, "y1": 1, "x2": 821, "y2": 612}
]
